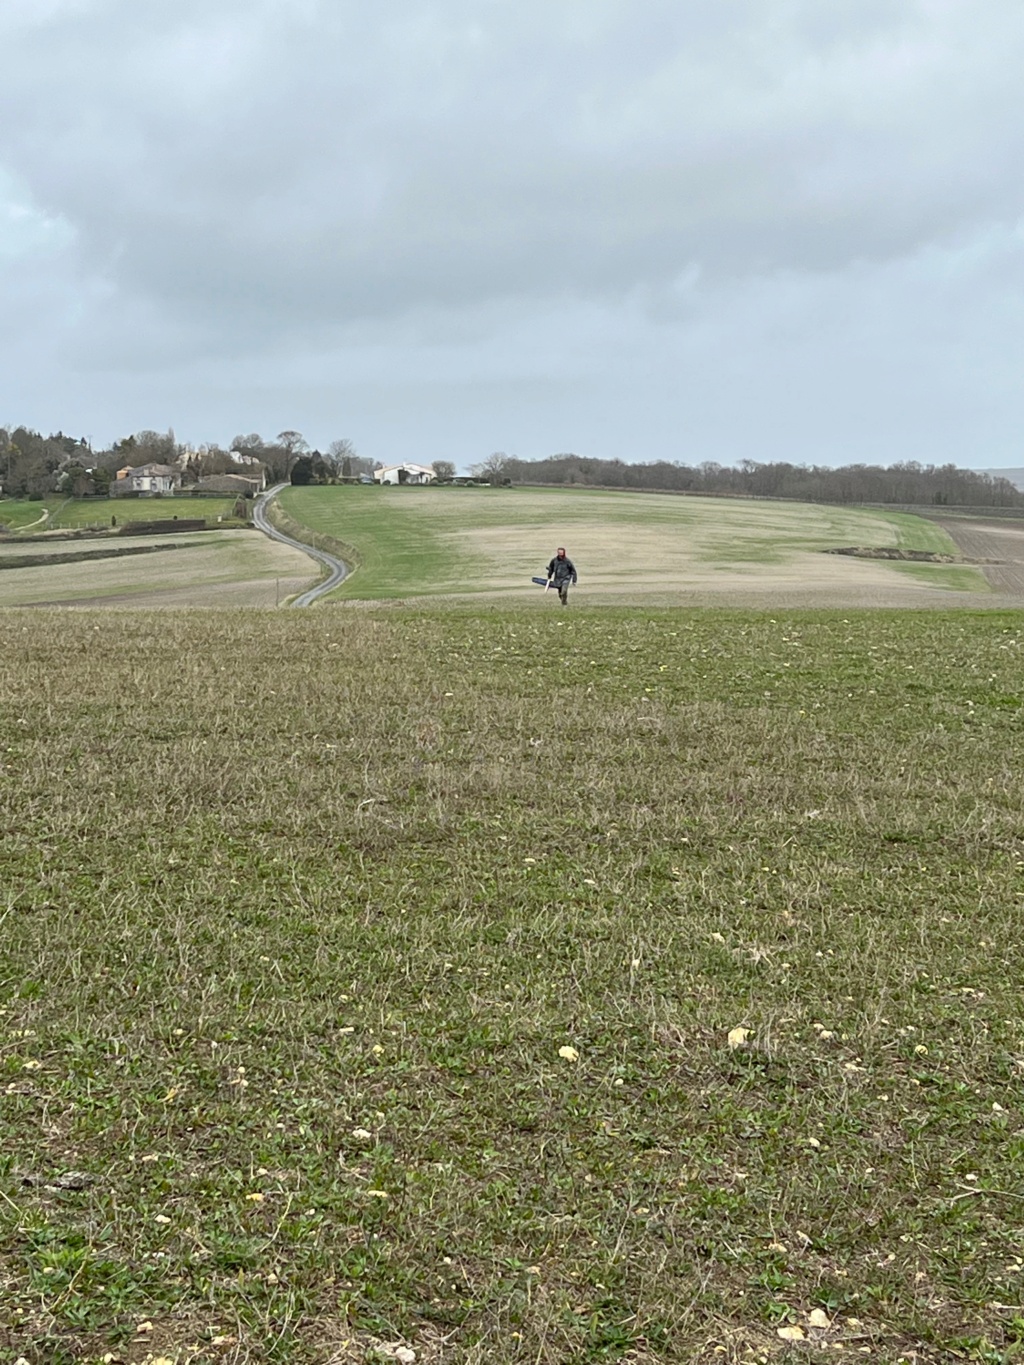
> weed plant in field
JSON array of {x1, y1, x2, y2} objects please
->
[{"x1": 1, "y1": 608, "x2": 1024, "y2": 1362}]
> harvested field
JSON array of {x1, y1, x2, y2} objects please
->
[{"x1": 0, "y1": 529, "x2": 314, "y2": 607}]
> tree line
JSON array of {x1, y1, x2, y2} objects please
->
[
  {"x1": 5, "y1": 423, "x2": 1019, "y2": 508},
  {"x1": 470, "y1": 452, "x2": 1024, "y2": 507},
  {"x1": 0, "y1": 427, "x2": 370, "y2": 499}
]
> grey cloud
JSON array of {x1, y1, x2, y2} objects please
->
[
  {"x1": 6, "y1": 1, "x2": 1024, "y2": 321},
  {"x1": 2, "y1": 0, "x2": 1024, "y2": 463}
]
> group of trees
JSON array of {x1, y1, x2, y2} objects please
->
[
  {"x1": 7, "y1": 423, "x2": 1017, "y2": 508},
  {"x1": 471, "y1": 452, "x2": 1024, "y2": 507},
  {"x1": 229, "y1": 433, "x2": 374, "y2": 486},
  {"x1": 0, "y1": 426, "x2": 368, "y2": 499},
  {"x1": 0, "y1": 428, "x2": 93, "y2": 499}
]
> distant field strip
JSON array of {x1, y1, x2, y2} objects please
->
[
  {"x1": 47, "y1": 496, "x2": 242, "y2": 530},
  {"x1": 0, "y1": 529, "x2": 314, "y2": 607},
  {"x1": 279, "y1": 486, "x2": 986, "y2": 605},
  {"x1": 0, "y1": 543, "x2": 180, "y2": 571},
  {"x1": 0, "y1": 495, "x2": 242, "y2": 532}
]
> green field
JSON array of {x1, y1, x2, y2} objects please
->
[
  {"x1": 276, "y1": 486, "x2": 983, "y2": 604},
  {"x1": 0, "y1": 501, "x2": 54, "y2": 531},
  {"x1": 3, "y1": 606, "x2": 1024, "y2": 1362},
  {"x1": 0, "y1": 497, "x2": 243, "y2": 534}
]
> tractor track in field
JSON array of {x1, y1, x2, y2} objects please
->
[{"x1": 252, "y1": 484, "x2": 349, "y2": 606}]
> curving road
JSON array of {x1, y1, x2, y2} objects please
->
[{"x1": 252, "y1": 484, "x2": 349, "y2": 607}]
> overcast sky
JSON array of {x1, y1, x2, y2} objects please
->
[{"x1": 2, "y1": 0, "x2": 1023, "y2": 470}]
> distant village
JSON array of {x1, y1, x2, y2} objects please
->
[
  {"x1": 0, "y1": 426, "x2": 458, "y2": 501},
  {"x1": 111, "y1": 457, "x2": 442, "y2": 499},
  {"x1": 3, "y1": 422, "x2": 1023, "y2": 508}
]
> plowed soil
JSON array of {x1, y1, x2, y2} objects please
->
[{"x1": 932, "y1": 517, "x2": 1024, "y2": 598}]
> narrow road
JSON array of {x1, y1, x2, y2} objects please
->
[{"x1": 252, "y1": 484, "x2": 349, "y2": 607}]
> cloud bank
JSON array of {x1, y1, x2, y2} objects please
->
[{"x1": 2, "y1": 0, "x2": 1023, "y2": 466}]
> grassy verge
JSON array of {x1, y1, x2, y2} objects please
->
[
  {"x1": 2, "y1": 607, "x2": 1024, "y2": 1362},
  {"x1": 265, "y1": 497, "x2": 362, "y2": 581}
]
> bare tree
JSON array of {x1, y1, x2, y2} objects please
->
[
  {"x1": 431, "y1": 460, "x2": 456, "y2": 481},
  {"x1": 327, "y1": 437, "x2": 355, "y2": 461},
  {"x1": 325, "y1": 438, "x2": 356, "y2": 479},
  {"x1": 277, "y1": 430, "x2": 308, "y2": 457},
  {"x1": 130, "y1": 429, "x2": 180, "y2": 465},
  {"x1": 231, "y1": 433, "x2": 265, "y2": 456},
  {"x1": 325, "y1": 440, "x2": 374, "y2": 479},
  {"x1": 471, "y1": 451, "x2": 511, "y2": 484}
]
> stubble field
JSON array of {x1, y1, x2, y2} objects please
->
[
  {"x1": 2, "y1": 606, "x2": 1024, "y2": 1364},
  {"x1": 0, "y1": 531, "x2": 313, "y2": 609}
]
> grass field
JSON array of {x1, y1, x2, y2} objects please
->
[
  {"x1": 45, "y1": 498, "x2": 243, "y2": 532},
  {"x1": 0, "y1": 502, "x2": 54, "y2": 531},
  {"x1": 0, "y1": 498, "x2": 243, "y2": 535},
  {"x1": 889, "y1": 562, "x2": 989, "y2": 593},
  {"x1": 276, "y1": 486, "x2": 985, "y2": 605},
  {"x1": 3, "y1": 606, "x2": 1024, "y2": 1363}
]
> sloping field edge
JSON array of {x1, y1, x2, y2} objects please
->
[{"x1": 265, "y1": 497, "x2": 361, "y2": 584}]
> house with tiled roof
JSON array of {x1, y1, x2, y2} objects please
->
[{"x1": 112, "y1": 463, "x2": 182, "y2": 496}]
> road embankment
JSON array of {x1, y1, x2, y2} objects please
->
[{"x1": 252, "y1": 485, "x2": 354, "y2": 605}]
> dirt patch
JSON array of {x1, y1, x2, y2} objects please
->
[
  {"x1": 930, "y1": 517, "x2": 1024, "y2": 597},
  {"x1": 825, "y1": 547, "x2": 962, "y2": 563}
]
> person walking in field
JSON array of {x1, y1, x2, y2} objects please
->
[{"x1": 547, "y1": 547, "x2": 578, "y2": 605}]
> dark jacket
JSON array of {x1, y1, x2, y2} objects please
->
[{"x1": 547, "y1": 555, "x2": 577, "y2": 585}]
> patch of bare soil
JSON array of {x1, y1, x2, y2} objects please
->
[
  {"x1": 825, "y1": 547, "x2": 960, "y2": 562},
  {"x1": 930, "y1": 517, "x2": 1024, "y2": 598}
]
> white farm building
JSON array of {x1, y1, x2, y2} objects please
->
[{"x1": 373, "y1": 463, "x2": 437, "y2": 486}]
